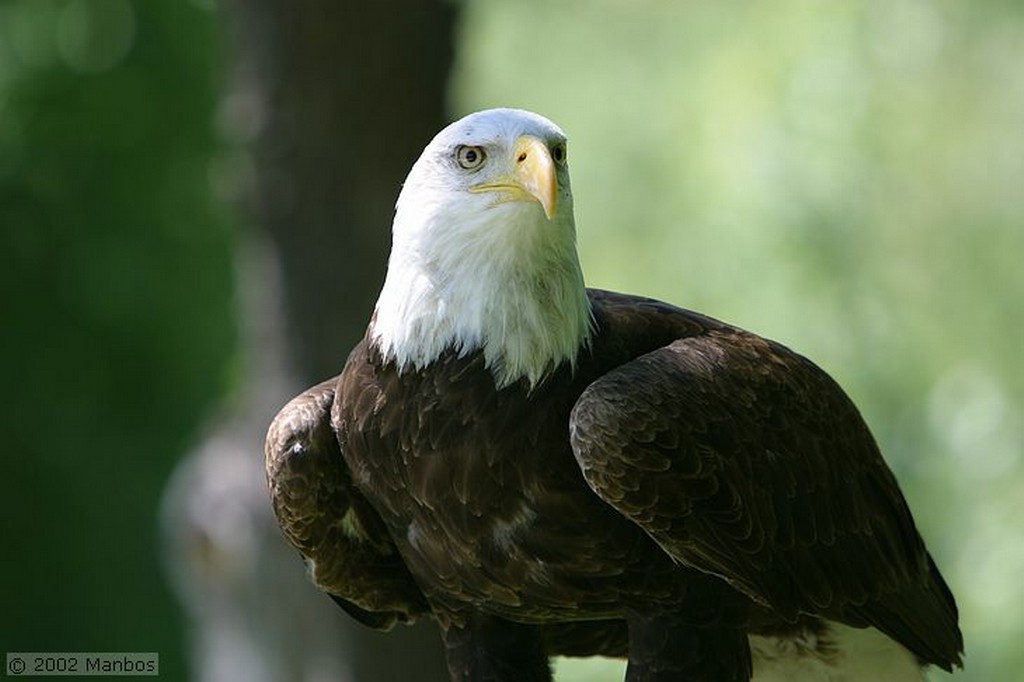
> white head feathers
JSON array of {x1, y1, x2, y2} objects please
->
[{"x1": 371, "y1": 108, "x2": 593, "y2": 389}]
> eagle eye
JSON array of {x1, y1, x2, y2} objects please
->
[
  {"x1": 551, "y1": 142, "x2": 567, "y2": 164},
  {"x1": 455, "y1": 145, "x2": 486, "y2": 170}
]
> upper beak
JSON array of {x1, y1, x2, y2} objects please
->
[{"x1": 471, "y1": 135, "x2": 558, "y2": 220}]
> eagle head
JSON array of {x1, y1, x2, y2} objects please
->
[{"x1": 371, "y1": 108, "x2": 592, "y2": 389}]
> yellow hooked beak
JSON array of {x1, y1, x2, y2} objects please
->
[{"x1": 470, "y1": 135, "x2": 558, "y2": 220}]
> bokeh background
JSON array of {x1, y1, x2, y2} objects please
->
[{"x1": 2, "y1": 1, "x2": 1021, "y2": 680}]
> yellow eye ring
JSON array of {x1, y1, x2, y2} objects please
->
[{"x1": 455, "y1": 145, "x2": 486, "y2": 170}]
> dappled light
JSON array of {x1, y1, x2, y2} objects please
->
[{"x1": 2, "y1": 0, "x2": 1019, "y2": 679}]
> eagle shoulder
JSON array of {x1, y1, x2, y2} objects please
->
[
  {"x1": 571, "y1": 300, "x2": 963, "y2": 670},
  {"x1": 265, "y1": 376, "x2": 428, "y2": 629}
]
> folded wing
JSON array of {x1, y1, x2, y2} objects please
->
[
  {"x1": 569, "y1": 330, "x2": 962, "y2": 670},
  {"x1": 265, "y1": 377, "x2": 429, "y2": 629}
]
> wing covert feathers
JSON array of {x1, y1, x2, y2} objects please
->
[
  {"x1": 265, "y1": 291, "x2": 962, "y2": 671},
  {"x1": 265, "y1": 377, "x2": 428, "y2": 629},
  {"x1": 570, "y1": 325, "x2": 963, "y2": 670}
]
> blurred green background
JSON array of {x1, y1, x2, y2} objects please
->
[{"x1": 2, "y1": 0, "x2": 1021, "y2": 680}]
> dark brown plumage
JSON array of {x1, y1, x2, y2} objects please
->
[
  {"x1": 267, "y1": 290, "x2": 962, "y2": 680},
  {"x1": 265, "y1": 108, "x2": 962, "y2": 681}
]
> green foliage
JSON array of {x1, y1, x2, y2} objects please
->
[
  {"x1": 0, "y1": 1, "x2": 233, "y2": 676},
  {"x1": 2, "y1": 1, "x2": 1019, "y2": 679},
  {"x1": 455, "y1": 1, "x2": 1023, "y2": 679}
]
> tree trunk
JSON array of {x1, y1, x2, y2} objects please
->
[
  {"x1": 232, "y1": 0, "x2": 460, "y2": 379},
  {"x1": 165, "y1": 2, "x2": 458, "y2": 680}
]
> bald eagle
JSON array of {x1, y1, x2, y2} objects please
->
[{"x1": 266, "y1": 109, "x2": 963, "y2": 681}]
